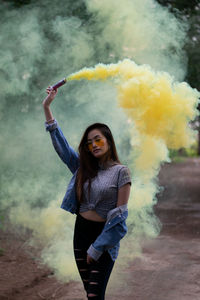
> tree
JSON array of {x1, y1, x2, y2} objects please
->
[{"x1": 158, "y1": 0, "x2": 200, "y2": 154}]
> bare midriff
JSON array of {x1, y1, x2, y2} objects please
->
[{"x1": 79, "y1": 210, "x2": 106, "y2": 222}]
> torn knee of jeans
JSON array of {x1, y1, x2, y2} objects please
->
[
  {"x1": 88, "y1": 293, "x2": 98, "y2": 297},
  {"x1": 91, "y1": 270, "x2": 99, "y2": 273},
  {"x1": 89, "y1": 282, "x2": 98, "y2": 285}
]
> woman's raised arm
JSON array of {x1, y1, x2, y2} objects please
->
[
  {"x1": 43, "y1": 86, "x2": 57, "y2": 123},
  {"x1": 42, "y1": 86, "x2": 80, "y2": 174}
]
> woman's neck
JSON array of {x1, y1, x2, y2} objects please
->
[{"x1": 98, "y1": 159, "x2": 116, "y2": 170}]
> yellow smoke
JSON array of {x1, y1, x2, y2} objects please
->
[
  {"x1": 8, "y1": 59, "x2": 199, "y2": 280},
  {"x1": 68, "y1": 59, "x2": 199, "y2": 149},
  {"x1": 9, "y1": 198, "x2": 78, "y2": 281},
  {"x1": 67, "y1": 59, "x2": 199, "y2": 261}
]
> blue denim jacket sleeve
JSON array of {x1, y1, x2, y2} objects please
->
[
  {"x1": 45, "y1": 119, "x2": 80, "y2": 174},
  {"x1": 87, "y1": 205, "x2": 128, "y2": 261}
]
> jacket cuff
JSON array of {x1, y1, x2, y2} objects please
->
[
  {"x1": 106, "y1": 204, "x2": 128, "y2": 224},
  {"x1": 45, "y1": 119, "x2": 58, "y2": 132},
  {"x1": 87, "y1": 244, "x2": 103, "y2": 261}
]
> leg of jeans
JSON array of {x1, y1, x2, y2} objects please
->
[
  {"x1": 87, "y1": 251, "x2": 115, "y2": 300},
  {"x1": 73, "y1": 214, "x2": 112, "y2": 299},
  {"x1": 74, "y1": 247, "x2": 90, "y2": 292},
  {"x1": 73, "y1": 217, "x2": 91, "y2": 293}
]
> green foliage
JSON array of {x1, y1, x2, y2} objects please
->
[
  {"x1": 169, "y1": 141, "x2": 198, "y2": 162},
  {"x1": 0, "y1": 215, "x2": 5, "y2": 256},
  {"x1": 157, "y1": 0, "x2": 200, "y2": 154},
  {"x1": 2, "y1": 0, "x2": 34, "y2": 7},
  {"x1": 0, "y1": 215, "x2": 4, "y2": 229},
  {"x1": 157, "y1": 0, "x2": 199, "y2": 13},
  {"x1": 157, "y1": 0, "x2": 200, "y2": 89},
  {"x1": 185, "y1": 143, "x2": 199, "y2": 157},
  {"x1": 0, "y1": 248, "x2": 4, "y2": 256}
]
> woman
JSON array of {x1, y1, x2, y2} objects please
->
[{"x1": 43, "y1": 87, "x2": 131, "y2": 300}]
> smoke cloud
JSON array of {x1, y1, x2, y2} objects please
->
[
  {"x1": 85, "y1": 0, "x2": 188, "y2": 80},
  {"x1": 67, "y1": 58, "x2": 199, "y2": 262},
  {"x1": 1, "y1": 0, "x2": 198, "y2": 284}
]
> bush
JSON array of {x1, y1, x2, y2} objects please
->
[{"x1": 169, "y1": 141, "x2": 198, "y2": 161}]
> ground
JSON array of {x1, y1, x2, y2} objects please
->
[{"x1": 0, "y1": 158, "x2": 200, "y2": 300}]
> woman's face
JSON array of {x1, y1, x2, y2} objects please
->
[{"x1": 87, "y1": 129, "x2": 109, "y2": 159}]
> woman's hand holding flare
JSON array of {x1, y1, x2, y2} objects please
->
[
  {"x1": 43, "y1": 86, "x2": 57, "y2": 107},
  {"x1": 43, "y1": 86, "x2": 57, "y2": 123}
]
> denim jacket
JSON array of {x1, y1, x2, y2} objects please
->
[{"x1": 45, "y1": 120, "x2": 128, "y2": 261}]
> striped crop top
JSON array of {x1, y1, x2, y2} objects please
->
[{"x1": 79, "y1": 164, "x2": 131, "y2": 219}]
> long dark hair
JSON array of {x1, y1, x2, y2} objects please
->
[{"x1": 76, "y1": 123, "x2": 120, "y2": 203}]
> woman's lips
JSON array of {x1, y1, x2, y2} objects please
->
[{"x1": 93, "y1": 149, "x2": 100, "y2": 153}]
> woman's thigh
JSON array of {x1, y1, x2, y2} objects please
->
[
  {"x1": 87, "y1": 251, "x2": 115, "y2": 299},
  {"x1": 73, "y1": 237, "x2": 115, "y2": 299},
  {"x1": 73, "y1": 246, "x2": 91, "y2": 292}
]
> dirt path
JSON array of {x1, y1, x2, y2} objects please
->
[{"x1": 0, "y1": 158, "x2": 200, "y2": 300}]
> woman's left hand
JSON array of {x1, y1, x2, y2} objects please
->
[{"x1": 87, "y1": 254, "x2": 95, "y2": 264}]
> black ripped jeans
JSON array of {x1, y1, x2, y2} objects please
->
[{"x1": 73, "y1": 213, "x2": 115, "y2": 300}]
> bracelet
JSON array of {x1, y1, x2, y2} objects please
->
[{"x1": 46, "y1": 118, "x2": 55, "y2": 124}]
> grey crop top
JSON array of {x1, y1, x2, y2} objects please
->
[{"x1": 79, "y1": 164, "x2": 131, "y2": 219}]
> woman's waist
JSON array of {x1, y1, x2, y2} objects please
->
[
  {"x1": 79, "y1": 200, "x2": 116, "y2": 219},
  {"x1": 79, "y1": 210, "x2": 106, "y2": 222}
]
